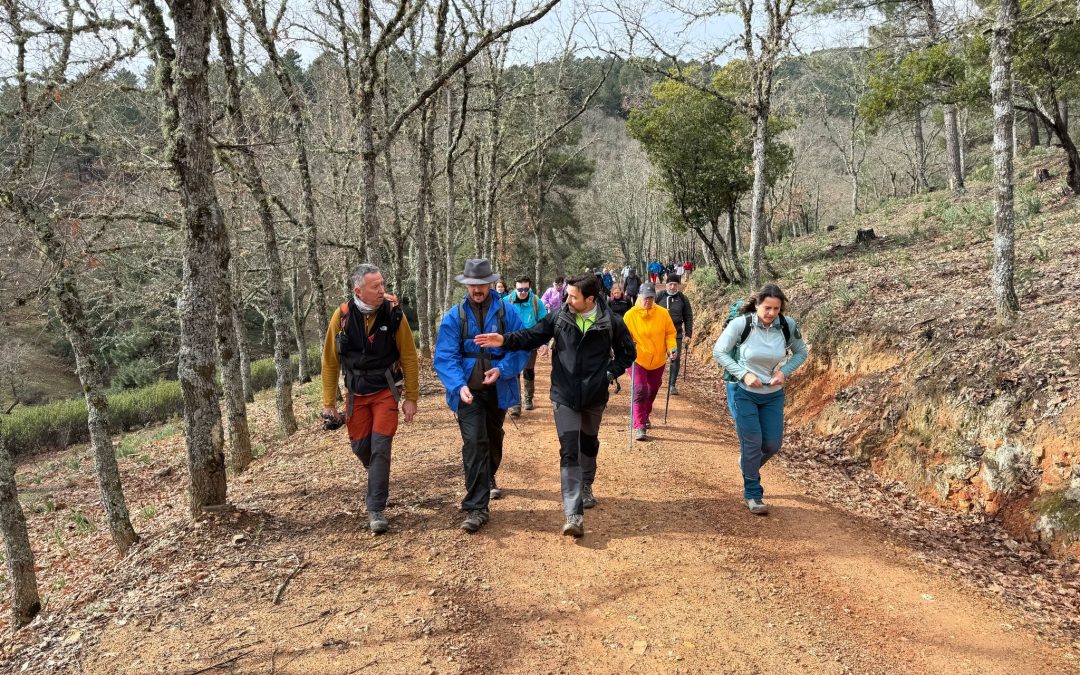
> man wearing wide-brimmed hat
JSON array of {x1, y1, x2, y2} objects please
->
[{"x1": 434, "y1": 259, "x2": 529, "y2": 533}]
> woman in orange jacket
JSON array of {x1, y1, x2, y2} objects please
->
[{"x1": 621, "y1": 283, "x2": 677, "y2": 440}]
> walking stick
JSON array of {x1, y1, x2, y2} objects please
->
[
  {"x1": 628, "y1": 363, "x2": 635, "y2": 451},
  {"x1": 663, "y1": 355, "x2": 673, "y2": 425},
  {"x1": 681, "y1": 337, "x2": 691, "y2": 381}
]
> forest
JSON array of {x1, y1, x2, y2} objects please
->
[{"x1": 2, "y1": 0, "x2": 1079, "y2": 669}]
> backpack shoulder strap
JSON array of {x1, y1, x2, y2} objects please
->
[
  {"x1": 458, "y1": 303, "x2": 468, "y2": 344},
  {"x1": 384, "y1": 300, "x2": 403, "y2": 333},
  {"x1": 737, "y1": 314, "x2": 753, "y2": 346},
  {"x1": 496, "y1": 301, "x2": 505, "y2": 334},
  {"x1": 531, "y1": 294, "x2": 539, "y2": 317},
  {"x1": 779, "y1": 313, "x2": 792, "y2": 345},
  {"x1": 339, "y1": 302, "x2": 351, "y2": 331}
]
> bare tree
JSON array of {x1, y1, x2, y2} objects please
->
[
  {"x1": 920, "y1": 0, "x2": 965, "y2": 195},
  {"x1": 137, "y1": 0, "x2": 229, "y2": 515},
  {"x1": 0, "y1": 427, "x2": 40, "y2": 629},
  {"x1": 214, "y1": 4, "x2": 298, "y2": 437},
  {"x1": 990, "y1": 0, "x2": 1020, "y2": 319},
  {"x1": 1, "y1": 0, "x2": 139, "y2": 552}
]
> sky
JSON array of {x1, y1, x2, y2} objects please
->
[{"x1": 0, "y1": 0, "x2": 978, "y2": 87}]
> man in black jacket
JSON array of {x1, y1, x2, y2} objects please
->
[
  {"x1": 474, "y1": 273, "x2": 636, "y2": 538},
  {"x1": 624, "y1": 269, "x2": 641, "y2": 305},
  {"x1": 657, "y1": 275, "x2": 693, "y2": 395}
]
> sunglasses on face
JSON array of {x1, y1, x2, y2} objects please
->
[{"x1": 516, "y1": 288, "x2": 529, "y2": 293}]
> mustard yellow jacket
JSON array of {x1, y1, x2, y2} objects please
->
[{"x1": 623, "y1": 303, "x2": 677, "y2": 370}]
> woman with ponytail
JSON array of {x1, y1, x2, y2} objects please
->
[{"x1": 712, "y1": 284, "x2": 808, "y2": 515}]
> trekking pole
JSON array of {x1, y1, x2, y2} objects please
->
[
  {"x1": 663, "y1": 355, "x2": 673, "y2": 425},
  {"x1": 628, "y1": 363, "x2": 635, "y2": 452},
  {"x1": 682, "y1": 338, "x2": 691, "y2": 381}
]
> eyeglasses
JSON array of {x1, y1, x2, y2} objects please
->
[{"x1": 515, "y1": 288, "x2": 529, "y2": 293}]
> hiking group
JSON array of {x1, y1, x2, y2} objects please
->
[{"x1": 321, "y1": 258, "x2": 806, "y2": 538}]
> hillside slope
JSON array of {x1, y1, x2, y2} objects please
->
[{"x1": 688, "y1": 148, "x2": 1080, "y2": 556}]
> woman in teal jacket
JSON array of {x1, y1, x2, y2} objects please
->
[{"x1": 712, "y1": 284, "x2": 808, "y2": 515}]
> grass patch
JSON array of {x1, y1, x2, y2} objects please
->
[{"x1": 69, "y1": 510, "x2": 96, "y2": 536}]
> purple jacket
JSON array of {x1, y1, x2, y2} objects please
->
[{"x1": 541, "y1": 285, "x2": 565, "y2": 313}]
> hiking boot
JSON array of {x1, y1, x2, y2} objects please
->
[
  {"x1": 489, "y1": 477, "x2": 503, "y2": 500},
  {"x1": 746, "y1": 499, "x2": 769, "y2": 515},
  {"x1": 562, "y1": 514, "x2": 584, "y2": 538},
  {"x1": 460, "y1": 509, "x2": 490, "y2": 533},
  {"x1": 509, "y1": 405, "x2": 521, "y2": 417},
  {"x1": 581, "y1": 484, "x2": 598, "y2": 509},
  {"x1": 524, "y1": 380, "x2": 535, "y2": 410},
  {"x1": 669, "y1": 385, "x2": 679, "y2": 396},
  {"x1": 635, "y1": 427, "x2": 648, "y2": 442},
  {"x1": 368, "y1": 511, "x2": 389, "y2": 534}
]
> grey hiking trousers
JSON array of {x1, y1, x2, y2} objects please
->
[{"x1": 553, "y1": 402, "x2": 605, "y2": 516}]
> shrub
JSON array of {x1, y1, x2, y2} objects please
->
[
  {"x1": 249, "y1": 347, "x2": 321, "y2": 392},
  {"x1": 0, "y1": 347, "x2": 321, "y2": 456},
  {"x1": 110, "y1": 358, "x2": 161, "y2": 391}
]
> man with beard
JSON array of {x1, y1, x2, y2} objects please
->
[{"x1": 474, "y1": 274, "x2": 636, "y2": 537}]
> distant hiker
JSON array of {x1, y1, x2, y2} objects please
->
[
  {"x1": 503, "y1": 276, "x2": 548, "y2": 417},
  {"x1": 675, "y1": 262, "x2": 685, "y2": 278},
  {"x1": 647, "y1": 260, "x2": 662, "y2": 284},
  {"x1": 622, "y1": 283, "x2": 677, "y2": 441},
  {"x1": 656, "y1": 275, "x2": 693, "y2": 396},
  {"x1": 601, "y1": 267, "x2": 614, "y2": 295},
  {"x1": 624, "y1": 269, "x2": 641, "y2": 305},
  {"x1": 682, "y1": 260, "x2": 695, "y2": 279},
  {"x1": 542, "y1": 277, "x2": 566, "y2": 314},
  {"x1": 621, "y1": 265, "x2": 630, "y2": 281},
  {"x1": 609, "y1": 284, "x2": 632, "y2": 316},
  {"x1": 494, "y1": 279, "x2": 510, "y2": 301},
  {"x1": 321, "y1": 264, "x2": 420, "y2": 534},
  {"x1": 434, "y1": 259, "x2": 529, "y2": 533},
  {"x1": 474, "y1": 273, "x2": 636, "y2": 537},
  {"x1": 712, "y1": 284, "x2": 808, "y2": 516}
]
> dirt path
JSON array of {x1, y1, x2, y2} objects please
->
[{"x1": 82, "y1": 360, "x2": 1073, "y2": 674}]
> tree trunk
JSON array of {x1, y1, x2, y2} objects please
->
[
  {"x1": 231, "y1": 274, "x2": 254, "y2": 404},
  {"x1": 214, "y1": 5, "x2": 297, "y2": 434},
  {"x1": 913, "y1": 110, "x2": 930, "y2": 192},
  {"x1": 922, "y1": 0, "x2": 964, "y2": 194},
  {"x1": 943, "y1": 104, "x2": 965, "y2": 194},
  {"x1": 991, "y1": 0, "x2": 1020, "y2": 319},
  {"x1": 413, "y1": 102, "x2": 437, "y2": 359},
  {"x1": 1059, "y1": 99, "x2": 1069, "y2": 134},
  {"x1": 216, "y1": 234, "x2": 252, "y2": 474},
  {"x1": 7, "y1": 192, "x2": 139, "y2": 553},
  {"x1": 0, "y1": 429, "x2": 40, "y2": 629},
  {"x1": 1026, "y1": 111, "x2": 1041, "y2": 149},
  {"x1": 291, "y1": 268, "x2": 312, "y2": 383},
  {"x1": 693, "y1": 223, "x2": 732, "y2": 285},
  {"x1": 241, "y1": 0, "x2": 329, "y2": 334},
  {"x1": 748, "y1": 105, "x2": 771, "y2": 289},
  {"x1": 532, "y1": 207, "x2": 544, "y2": 289},
  {"x1": 60, "y1": 282, "x2": 140, "y2": 553},
  {"x1": 143, "y1": 0, "x2": 228, "y2": 515}
]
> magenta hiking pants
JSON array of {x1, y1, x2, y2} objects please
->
[{"x1": 631, "y1": 364, "x2": 665, "y2": 430}]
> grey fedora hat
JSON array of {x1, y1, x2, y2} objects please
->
[{"x1": 455, "y1": 258, "x2": 501, "y2": 285}]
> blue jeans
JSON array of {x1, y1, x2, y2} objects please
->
[{"x1": 732, "y1": 387, "x2": 785, "y2": 500}]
